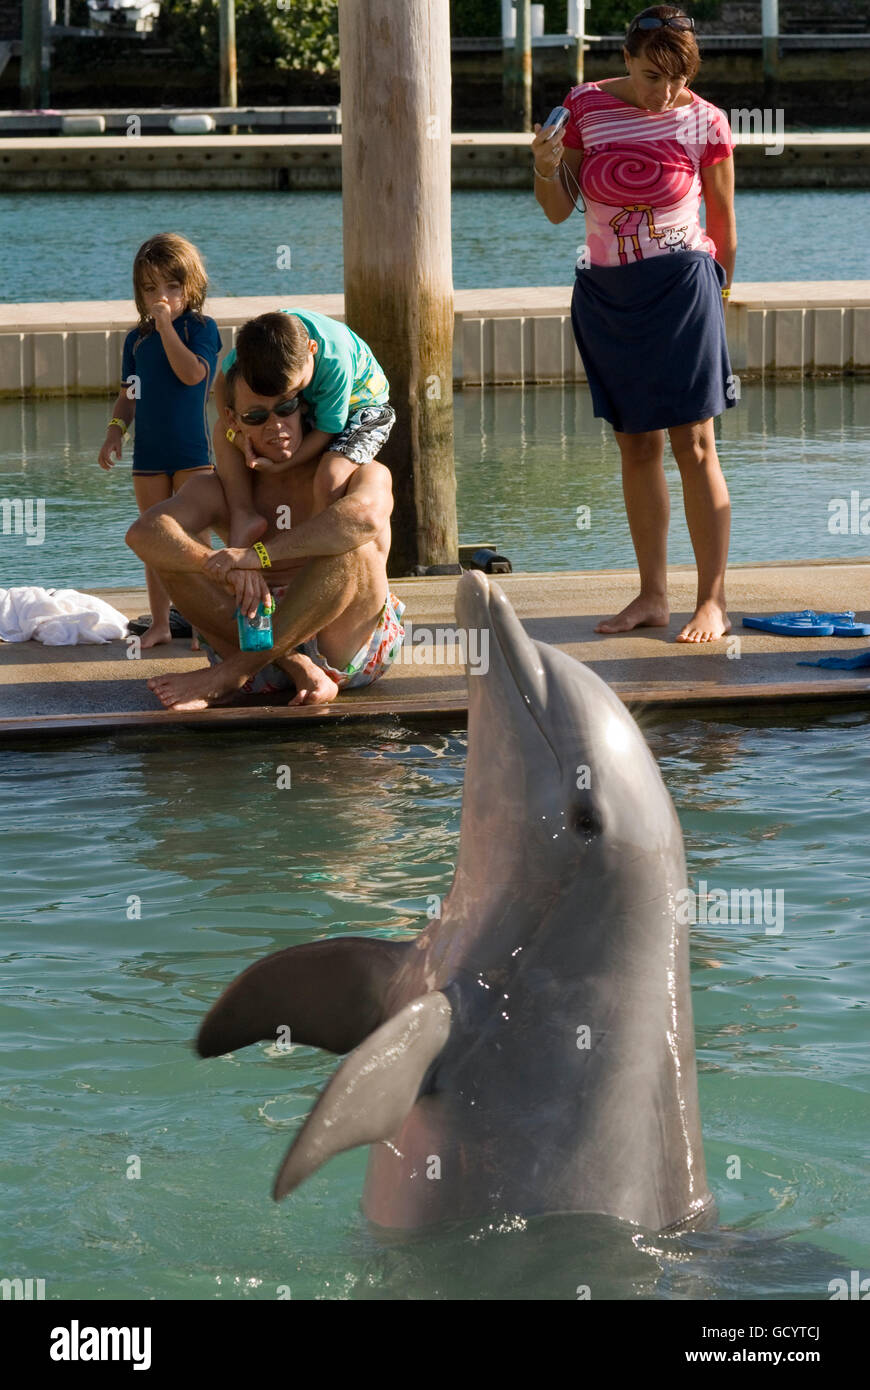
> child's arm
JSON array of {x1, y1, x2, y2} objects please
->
[
  {"x1": 151, "y1": 300, "x2": 207, "y2": 385},
  {"x1": 210, "y1": 371, "x2": 267, "y2": 549},
  {"x1": 97, "y1": 390, "x2": 135, "y2": 470},
  {"x1": 249, "y1": 426, "x2": 334, "y2": 475}
]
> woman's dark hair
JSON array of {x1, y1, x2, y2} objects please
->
[{"x1": 624, "y1": 6, "x2": 701, "y2": 83}]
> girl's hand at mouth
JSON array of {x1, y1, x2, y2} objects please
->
[{"x1": 149, "y1": 298, "x2": 174, "y2": 329}]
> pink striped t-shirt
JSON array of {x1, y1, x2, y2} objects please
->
[{"x1": 561, "y1": 82, "x2": 733, "y2": 268}]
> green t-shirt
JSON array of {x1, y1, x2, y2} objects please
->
[{"x1": 221, "y1": 308, "x2": 389, "y2": 435}]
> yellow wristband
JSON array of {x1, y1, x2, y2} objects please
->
[
  {"x1": 253, "y1": 541, "x2": 271, "y2": 569},
  {"x1": 108, "y1": 417, "x2": 128, "y2": 434},
  {"x1": 721, "y1": 287, "x2": 731, "y2": 299}
]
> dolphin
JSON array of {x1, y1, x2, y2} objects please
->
[{"x1": 196, "y1": 570, "x2": 715, "y2": 1234}]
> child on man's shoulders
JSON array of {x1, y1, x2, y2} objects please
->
[{"x1": 210, "y1": 309, "x2": 394, "y2": 549}]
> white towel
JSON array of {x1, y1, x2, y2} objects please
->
[{"x1": 0, "y1": 586, "x2": 130, "y2": 645}]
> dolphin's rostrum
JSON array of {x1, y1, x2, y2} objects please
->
[{"x1": 197, "y1": 571, "x2": 715, "y2": 1233}]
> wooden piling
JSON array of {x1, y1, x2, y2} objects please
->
[
  {"x1": 515, "y1": 0, "x2": 532, "y2": 133},
  {"x1": 762, "y1": 0, "x2": 780, "y2": 87},
  {"x1": 219, "y1": 0, "x2": 238, "y2": 109},
  {"x1": 568, "y1": 0, "x2": 585, "y2": 87},
  {"x1": 338, "y1": 0, "x2": 458, "y2": 573},
  {"x1": 503, "y1": 0, "x2": 532, "y2": 132},
  {"x1": 21, "y1": 0, "x2": 45, "y2": 109}
]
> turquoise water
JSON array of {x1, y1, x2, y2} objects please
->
[
  {"x1": 0, "y1": 716, "x2": 868, "y2": 1300},
  {"x1": 2, "y1": 378, "x2": 869, "y2": 1298},
  {"x1": 1, "y1": 380, "x2": 868, "y2": 590},
  {"x1": 0, "y1": 189, "x2": 868, "y2": 303}
]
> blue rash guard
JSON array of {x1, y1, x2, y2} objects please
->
[{"x1": 121, "y1": 311, "x2": 222, "y2": 475}]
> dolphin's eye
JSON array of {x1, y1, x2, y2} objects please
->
[{"x1": 571, "y1": 806, "x2": 601, "y2": 838}]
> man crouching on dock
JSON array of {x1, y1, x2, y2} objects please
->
[{"x1": 126, "y1": 356, "x2": 405, "y2": 711}]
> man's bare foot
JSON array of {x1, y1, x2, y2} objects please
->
[
  {"x1": 229, "y1": 509, "x2": 268, "y2": 549},
  {"x1": 147, "y1": 663, "x2": 243, "y2": 710},
  {"x1": 281, "y1": 652, "x2": 341, "y2": 706},
  {"x1": 676, "y1": 599, "x2": 731, "y2": 643},
  {"x1": 595, "y1": 595, "x2": 670, "y2": 634},
  {"x1": 140, "y1": 624, "x2": 173, "y2": 649}
]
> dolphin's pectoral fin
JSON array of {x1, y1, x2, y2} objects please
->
[
  {"x1": 273, "y1": 991, "x2": 452, "y2": 1201},
  {"x1": 196, "y1": 937, "x2": 414, "y2": 1058}
]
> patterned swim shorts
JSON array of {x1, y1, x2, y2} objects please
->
[
  {"x1": 201, "y1": 591, "x2": 406, "y2": 697},
  {"x1": 330, "y1": 405, "x2": 396, "y2": 464}
]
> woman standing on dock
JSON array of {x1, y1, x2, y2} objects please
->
[{"x1": 533, "y1": 4, "x2": 736, "y2": 643}]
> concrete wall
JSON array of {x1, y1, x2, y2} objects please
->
[
  {"x1": 1, "y1": 285, "x2": 867, "y2": 398},
  {"x1": 2, "y1": 133, "x2": 868, "y2": 192}
]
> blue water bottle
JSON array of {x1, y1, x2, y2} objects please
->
[{"x1": 236, "y1": 595, "x2": 275, "y2": 651}]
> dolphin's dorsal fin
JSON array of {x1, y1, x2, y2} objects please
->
[
  {"x1": 196, "y1": 937, "x2": 413, "y2": 1058},
  {"x1": 273, "y1": 991, "x2": 452, "y2": 1200}
]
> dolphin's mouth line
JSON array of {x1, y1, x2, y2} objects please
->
[{"x1": 483, "y1": 591, "x2": 564, "y2": 771}]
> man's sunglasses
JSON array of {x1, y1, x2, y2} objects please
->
[
  {"x1": 628, "y1": 15, "x2": 695, "y2": 33},
  {"x1": 237, "y1": 396, "x2": 302, "y2": 427}
]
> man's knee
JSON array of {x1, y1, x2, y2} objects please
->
[
  {"x1": 125, "y1": 511, "x2": 160, "y2": 560},
  {"x1": 125, "y1": 498, "x2": 177, "y2": 560},
  {"x1": 126, "y1": 477, "x2": 224, "y2": 560}
]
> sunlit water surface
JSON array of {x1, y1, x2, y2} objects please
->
[
  {"x1": 1, "y1": 379, "x2": 868, "y2": 590},
  {"x1": 1, "y1": 189, "x2": 868, "y2": 302}
]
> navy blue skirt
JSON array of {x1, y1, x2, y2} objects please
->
[{"x1": 570, "y1": 250, "x2": 735, "y2": 434}]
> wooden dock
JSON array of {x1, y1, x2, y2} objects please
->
[{"x1": 1, "y1": 563, "x2": 868, "y2": 741}]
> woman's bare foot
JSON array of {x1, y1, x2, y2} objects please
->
[
  {"x1": 281, "y1": 652, "x2": 341, "y2": 706},
  {"x1": 229, "y1": 509, "x2": 268, "y2": 549},
  {"x1": 676, "y1": 599, "x2": 731, "y2": 643},
  {"x1": 147, "y1": 662, "x2": 244, "y2": 710},
  {"x1": 595, "y1": 594, "x2": 670, "y2": 634},
  {"x1": 140, "y1": 623, "x2": 173, "y2": 649}
]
